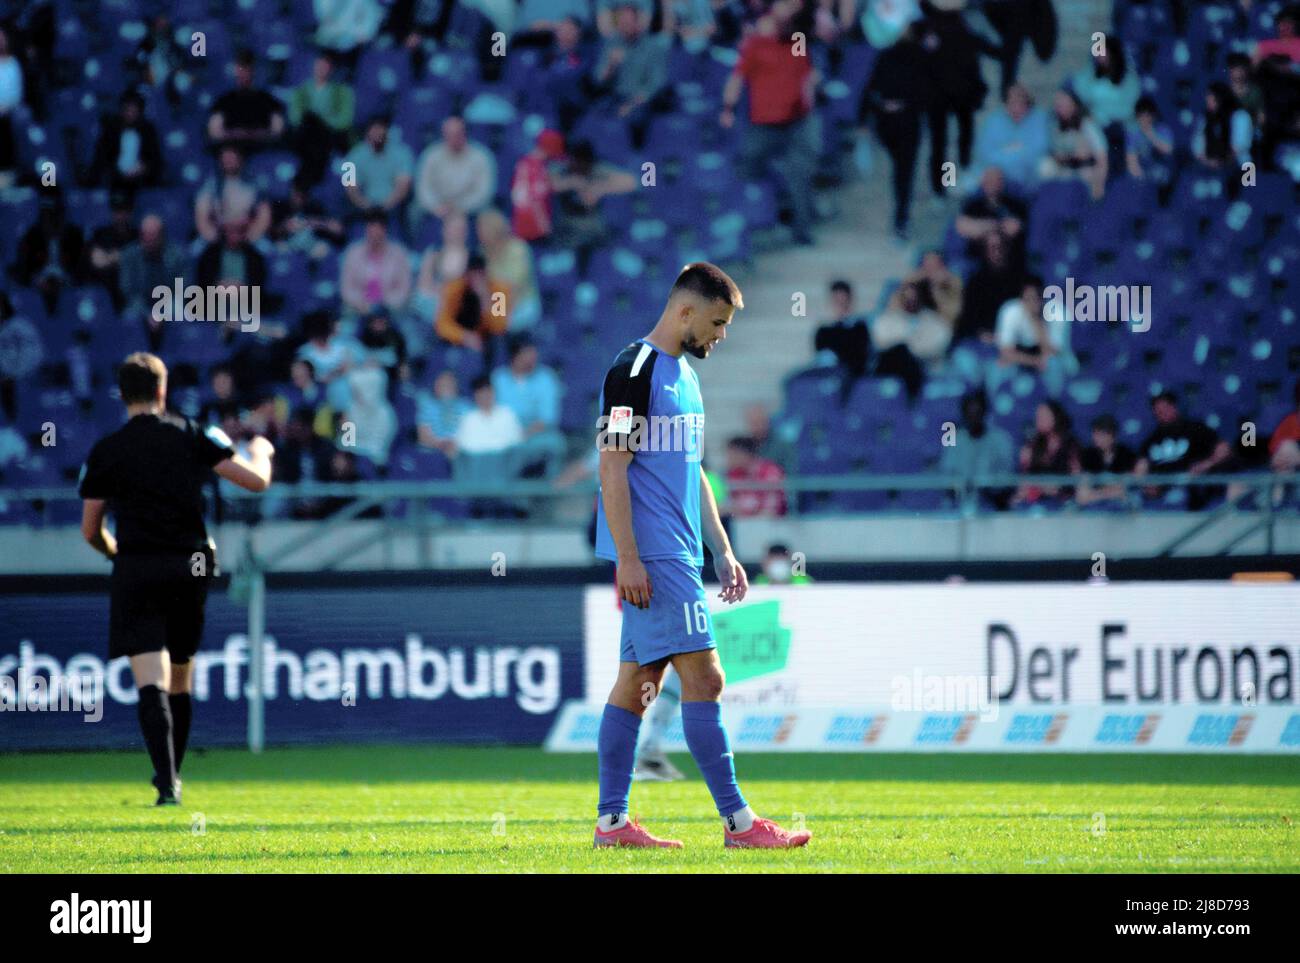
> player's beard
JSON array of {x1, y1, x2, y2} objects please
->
[{"x1": 682, "y1": 333, "x2": 710, "y2": 359}]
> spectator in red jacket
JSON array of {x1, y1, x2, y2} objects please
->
[
  {"x1": 719, "y1": 0, "x2": 819, "y2": 245},
  {"x1": 511, "y1": 129, "x2": 565, "y2": 242},
  {"x1": 725, "y1": 435, "x2": 787, "y2": 517},
  {"x1": 1270, "y1": 381, "x2": 1300, "y2": 475}
]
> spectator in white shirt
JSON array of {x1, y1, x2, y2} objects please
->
[
  {"x1": 454, "y1": 375, "x2": 526, "y2": 510},
  {"x1": 992, "y1": 276, "x2": 1078, "y2": 397}
]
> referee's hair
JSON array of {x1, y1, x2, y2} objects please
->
[
  {"x1": 671, "y1": 262, "x2": 743, "y2": 310},
  {"x1": 118, "y1": 352, "x2": 167, "y2": 405}
]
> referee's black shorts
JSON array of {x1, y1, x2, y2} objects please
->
[{"x1": 109, "y1": 552, "x2": 213, "y2": 662}]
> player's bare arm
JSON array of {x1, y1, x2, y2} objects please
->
[
  {"x1": 700, "y1": 472, "x2": 747, "y2": 604},
  {"x1": 599, "y1": 447, "x2": 652, "y2": 610}
]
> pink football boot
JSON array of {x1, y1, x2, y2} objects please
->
[
  {"x1": 593, "y1": 818, "x2": 684, "y2": 848},
  {"x1": 724, "y1": 816, "x2": 812, "y2": 849}
]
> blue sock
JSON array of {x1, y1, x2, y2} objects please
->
[
  {"x1": 681, "y1": 700, "x2": 747, "y2": 816},
  {"x1": 596, "y1": 704, "x2": 641, "y2": 817}
]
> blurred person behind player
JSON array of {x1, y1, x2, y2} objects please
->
[
  {"x1": 79, "y1": 353, "x2": 275, "y2": 805},
  {"x1": 592, "y1": 262, "x2": 811, "y2": 849}
]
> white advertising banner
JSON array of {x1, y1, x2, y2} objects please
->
[{"x1": 572, "y1": 581, "x2": 1300, "y2": 753}]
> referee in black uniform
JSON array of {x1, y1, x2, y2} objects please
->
[{"x1": 78, "y1": 353, "x2": 275, "y2": 805}]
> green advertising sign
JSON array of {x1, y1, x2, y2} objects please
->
[{"x1": 712, "y1": 600, "x2": 791, "y2": 684}]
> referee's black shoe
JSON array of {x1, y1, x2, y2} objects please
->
[{"x1": 155, "y1": 779, "x2": 182, "y2": 806}]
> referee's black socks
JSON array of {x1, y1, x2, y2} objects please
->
[
  {"x1": 137, "y1": 685, "x2": 177, "y2": 791},
  {"x1": 170, "y1": 692, "x2": 192, "y2": 773}
]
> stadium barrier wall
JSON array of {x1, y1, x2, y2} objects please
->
[
  {"x1": 5, "y1": 574, "x2": 1298, "y2": 752},
  {"x1": 601, "y1": 580, "x2": 1297, "y2": 753},
  {"x1": 0, "y1": 578, "x2": 586, "y2": 751}
]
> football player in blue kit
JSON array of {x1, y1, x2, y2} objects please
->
[{"x1": 591, "y1": 262, "x2": 811, "y2": 850}]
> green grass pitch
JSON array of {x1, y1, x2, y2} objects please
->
[{"x1": 1, "y1": 747, "x2": 1296, "y2": 873}]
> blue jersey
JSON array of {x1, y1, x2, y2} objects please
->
[{"x1": 594, "y1": 339, "x2": 705, "y2": 565}]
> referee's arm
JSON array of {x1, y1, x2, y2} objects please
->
[
  {"x1": 213, "y1": 436, "x2": 276, "y2": 493},
  {"x1": 81, "y1": 500, "x2": 117, "y2": 560}
]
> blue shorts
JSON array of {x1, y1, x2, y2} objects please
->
[{"x1": 619, "y1": 557, "x2": 716, "y2": 666}]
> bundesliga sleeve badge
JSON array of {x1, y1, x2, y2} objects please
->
[{"x1": 609, "y1": 406, "x2": 635, "y2": 434}]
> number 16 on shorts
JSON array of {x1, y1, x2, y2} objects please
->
[{"x1": 683, "y1": 600, "x2": 713, "y2": 637}]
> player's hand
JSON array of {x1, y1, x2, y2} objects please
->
[
  {"x1": 617, "y1": 557, "x2": 652, "y2": 609},
  {"x1": 714, "y1": 553, "x2": 748, "y2": 604}
]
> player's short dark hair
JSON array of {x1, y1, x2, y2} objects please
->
[
  {"x1": 118, "y1": 352, "x2": 167, "y2": 404},
  {"x1": 470, "y1": 374, "x2": 492, "y2": 393},
  {"x1": 362, "y1": 207, "x2": 387, "y2": 225},
  {"x1": 830, "y1": 279, "x2": 852, "y2": 296},
  {"x1": 1091, "y1": 414, "x2": 1118, "y2": 435},
  {"x1": 671, "y1": 262, "x2": 743, "y2": 309},
  {"x1": 1151, "y1": 389, "x2": 1178, "y2": 407},
  {"x1": 1134, "y1": 94, "x2": 1160, "y2": 116},
  {"x1": 727, "y1": 435, "x2": 758, "y2": 455},
  {"x1": 1022, "y1": 274, "x2": 1045, "y2": 294}
]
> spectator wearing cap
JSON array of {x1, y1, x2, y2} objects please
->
[
  {"x1": 15, "y1": 194, "x2": 84, "y2": 313},
  {"x1": 477, "y1": 207, "x2": 540, "y2": 330},
  {"x1": 491, "y1": 336, "x2": 564, "y2": 477},
  {"x1": 195, "y1": 145, "x2": 272, "y2": 246},
  {"x1": 1075, "y1": 414, "x2": 1137, "y2": 508},
  {"x1": 414, "y1": 116, "x2": 497, "y2": 227},
  {"x1": 341, "y1": 210, "x2": 413, "y2": 324},
  {"x1": 207, "y1": 49, "x2": 285, "y2": 148},
  {"x1": 89, "y1": 91, "x2": 163, "y2": 191},
  {"x1": 593, "y1": 3, "x2": 672, "y2": 149},
  {"x1": 725, "y1": 436, "x2": 787, "y2": 517},
  {"x1": 511, "y1": 129, "x2": 565, "y2": 243},
  {"x1": 86, "y1": 193, "x2": 138, "y2": 311},
  {"x1": 288, "y1": 52, "x2": 355, "y2": 186},
  {"x1": 435, "y1": 253, "x2": 510, "y2": 353},
  {"x1": 344, "y1": 116, "x2": 415, "y2": 214},
  {"x1": 721, "y1": 0, "x2": 820, "y2": 245}
]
